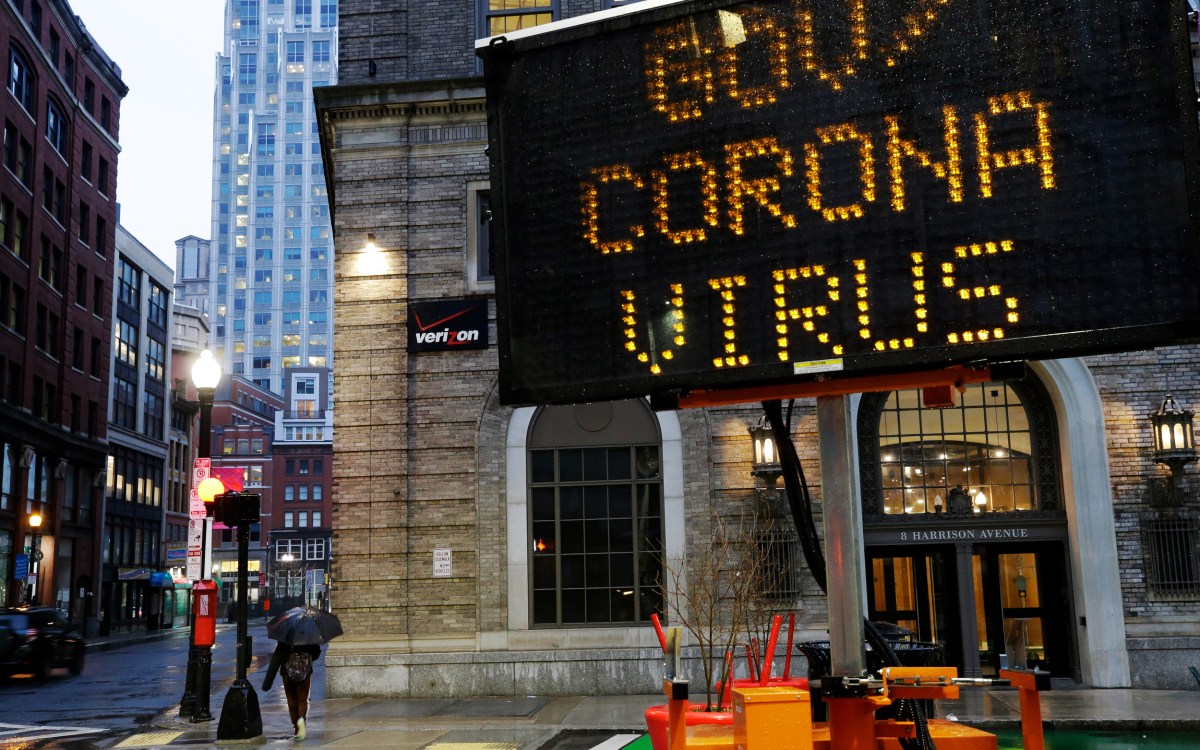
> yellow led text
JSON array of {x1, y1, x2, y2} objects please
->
[
  {"x1": 580, "y1": 96, "x2": 1054, "y2": 252},
  {"x1": 618, "y1": 240, "x2": 1020, "y2": 373},
  {"x1": 709, "y1": 275, "x2": 750, "y2": 367},
  {"x1": 620, "y1": 284, "x2": 686, "y2": 375}
]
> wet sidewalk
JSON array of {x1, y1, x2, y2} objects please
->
[
  {"x1": 85, "y1": 626, "x2": 1200, "y2": 748},
  {"x1": 96, "y1": 682, "x2": 1200, "y2": 749}
]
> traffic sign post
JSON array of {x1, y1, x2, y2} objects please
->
[{"x1": 182, "y1": 456, "x2": 221, "y2": 722}]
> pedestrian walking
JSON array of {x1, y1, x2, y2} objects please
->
[
  {"x1": 262, "y1": 641, "x2": 321, "y2": 739},
  {"x1": 263, "y1": 605, "x2": 344, "y2": 741}
]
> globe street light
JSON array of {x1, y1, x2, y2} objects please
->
[
  {"x1": 27, "y1": 512, "x2": 43, "y2": 604},
  {"x1": 180, "y1": 349, "x2": 221, "y2": 722}
]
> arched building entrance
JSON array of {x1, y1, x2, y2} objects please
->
[
  {"x1": 857, "y1": 375, "x2": 1073, "y2": 678},
  {"x1": 851, "y1": 359, "x2": 1131, "y2": 687}
]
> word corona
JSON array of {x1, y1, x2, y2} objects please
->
[{"x1": 582, "y1": 93, "x2": 1054, "y2": 255}]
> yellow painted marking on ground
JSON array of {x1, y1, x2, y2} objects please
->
[
  {"x1": 112, "y1": 731, "x2": 185, "y2": 747},
  {"x1": 424, "y1": 744, "x2": 520, "y2": 750}
]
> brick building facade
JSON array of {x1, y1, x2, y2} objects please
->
[
  {"x1": 2, "y1": 0, "x2": 126, "y2": 623},
  {"x1": 315, "y1": 1, "x2": 1200, "y2": 695}
]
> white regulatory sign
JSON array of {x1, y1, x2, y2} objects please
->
[{"x1": 432, "y1": 548, "x2": 452, "y2": 578}]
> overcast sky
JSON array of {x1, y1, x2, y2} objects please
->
[{"x1": 67, "y1": 1, "x2": 226, "y2": 269}]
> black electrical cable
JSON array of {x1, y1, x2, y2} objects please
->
[
  {"x1": 865, "y1": 621, "x2": 937, "y2": 750},
  {"x1": 762, "y1": 399, "x2": 826, "y2": 593}
]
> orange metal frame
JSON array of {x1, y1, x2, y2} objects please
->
[{"x1": 661, "y1": 667, "x2": 1049, "y2": 750}]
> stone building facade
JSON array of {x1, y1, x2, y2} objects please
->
[{"x1": 316, "y1": 1, "x2": 1200, "y2": 696}]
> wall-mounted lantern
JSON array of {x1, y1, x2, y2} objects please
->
[
  {"x1": 1149, "y1": 394, "x2": 1196, "y2": 506},
  {"x1": 749, "y1": 414, "x2": 783, "y2": 496}
]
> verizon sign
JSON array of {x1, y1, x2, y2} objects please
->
[{"x1": 408, "y1": 298, "x2": 489, "y2": 352}]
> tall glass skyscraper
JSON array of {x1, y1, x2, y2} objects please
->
[{"x1": 176, "y1": 0, "x2": 338, "y2": 395}]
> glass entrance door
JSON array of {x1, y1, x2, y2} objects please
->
[
  {"x1": 867, "y1": 549, "x2": 957, "y2": 652},
  {"x1": 972, "y1": 545, "x2": 1071, "y2": 676},
  {"x1": 869, "y1": 543, "x2": 1073, "y2": 679}
]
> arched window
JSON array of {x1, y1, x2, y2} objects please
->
[
  {"x1": 46, "y1": 98, "x2": 67, "y2": 155},
  {"x1": 8, "y1": 46, "x2": 35, "y2": 113},
  {"x1": 858, "y1": 378, "x2": 1062, "y2": 517},
  {"x1": 527, "y1": 399, "x2": 664, "y2": 626}
]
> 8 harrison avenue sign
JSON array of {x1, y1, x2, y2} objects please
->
[{"x1": 479, "y1": 0, "x2": 1200, "y2": 406}]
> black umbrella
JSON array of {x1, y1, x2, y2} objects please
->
[{"x1": 266, "y1": 606, "x2": 344, "y2": 645}]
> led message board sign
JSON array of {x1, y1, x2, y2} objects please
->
[{"x1": 478, "y1": 0, "x2": 1200, "y2": 406}]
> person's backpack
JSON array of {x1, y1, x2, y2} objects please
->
[{"x1": 284, "y1": 650, "x2": 312, "y2": 682}]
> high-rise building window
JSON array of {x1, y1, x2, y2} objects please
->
[
  {"x1": 75, "y1": 265, "x2": 87, "y2": 308},
  {"x1": 238, "y1": 53, "x2": 257, "y2": 85},
  {"x1": 11, "y1": 209, "x2": 27, "y2": 261},
  {"x1": 8, "y1": 47, "x2": 35, "y2": 112},
  {"x1": 117, "y1": 258, "x2": 141, "y2": 309},
  {"x1": 46, "y1": 98, "x2": 68, "y2": 155},
  {"x1": 115, "y1": 320, "x2": 138, "y2": 366},
  {"x1": 79, "y1": 141, "x2": 92, "y2": 181},
  {"x1": 144, "y1": 392, "x2": 164, "y2": 437},
  {"x1": 111, "y1": 375, "x2": 136, "y2": 429},
  {"x1": 95, "y1": 217, "x2": 108, "y2": 256},
  {"x1": 146, "y1": 338, "x2": 165, "y2": 380},
  {"x1": 256, "y1": 123, "x2": 275, "y2": 156},
  {"x1": 319, "y1": 0, "x2": 336, "y2": 28},
  {"x1": 312, "y1": 40, "x2": 330, "y2": 63},
  {"x1": 148, "y1": 284, "x2": 168, "y2": 327},
  {"x1": 294, "y1": 0, "x2": 312, "y2": 28},
  {"x1": 238, "y1": 0, "x2": 260, "y2": 39},
  {"x1": 78, "y1": 201, "x2": 90, "y2": 244}
]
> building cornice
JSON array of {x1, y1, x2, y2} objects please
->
[{"x1": 315, "y1": 78, "x2": 488, "y2": 216}]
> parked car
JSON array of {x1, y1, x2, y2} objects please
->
[{"x1": 0, "y1": 607, "x2": 86, "y2": 681}]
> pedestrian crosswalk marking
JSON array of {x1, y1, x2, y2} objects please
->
[
  {"x1": 112, "y1": 730, "x2": 185, "y2": 747},
  {"x1": 589, "y1": 735, "x2": 644, "y2": 750},
  {"x1": 0, "y1": 722, "x2": 105, "y2": 741}
]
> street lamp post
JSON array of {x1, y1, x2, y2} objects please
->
[
  {"x1": 279, "y1": 552, "x2": 296, "y2": 609},
  {"x1": 216, "y1": 491, "x2": 263, "y2": 741},
  {"x1": 27, "y1": 512, "x2": 43, "y2": 605},
  {"x1": 180, "y1": 350, "x2": 221, "y2": 722}
]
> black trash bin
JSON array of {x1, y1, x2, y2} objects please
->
[{"x1": 797, "y1": 639, "x2": 945, "y2": 721}]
